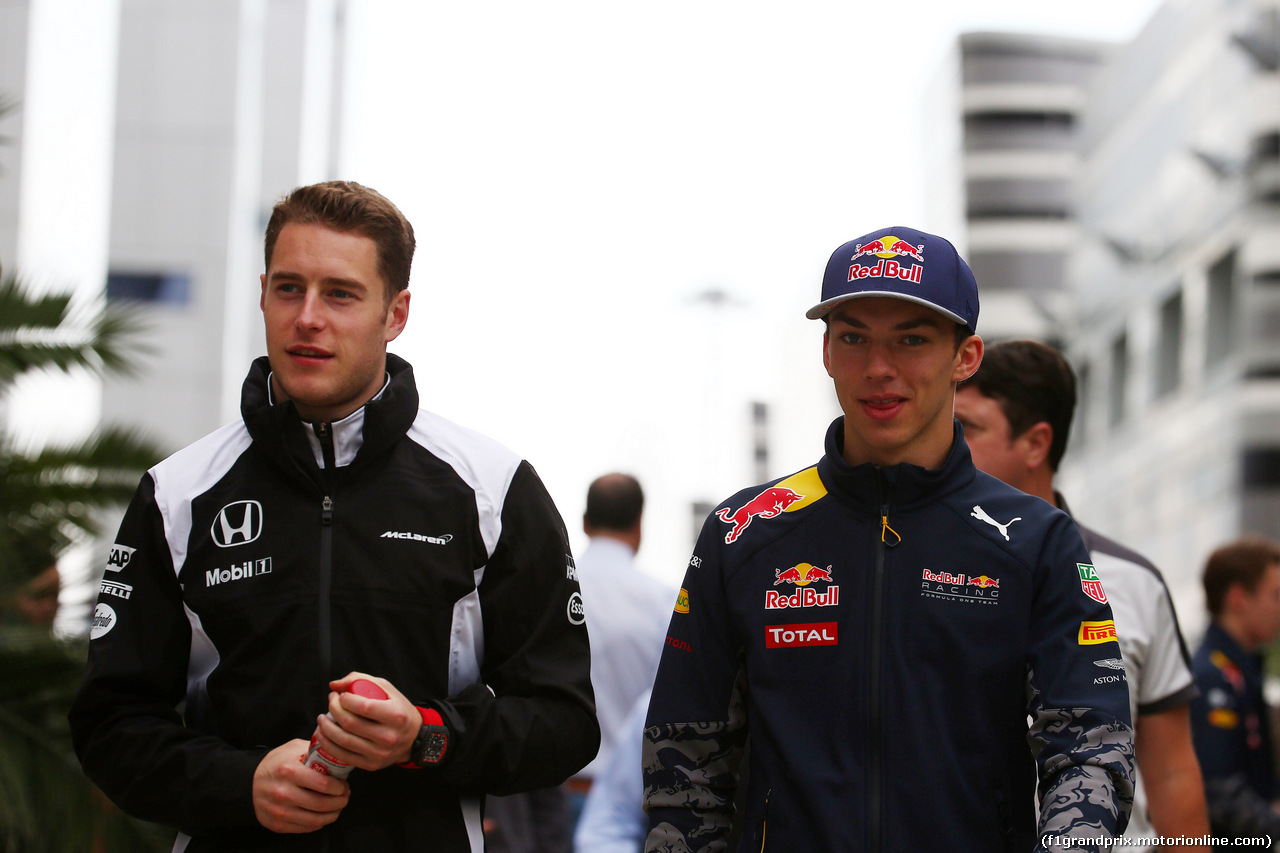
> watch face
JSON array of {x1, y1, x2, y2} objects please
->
[{"x1": 414, "y1": 725, "x2": 448, "y2": 765}]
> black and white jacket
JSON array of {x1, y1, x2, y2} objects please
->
[{"x1": 70, "y1": 354, "x2": 598, "y2": 852}]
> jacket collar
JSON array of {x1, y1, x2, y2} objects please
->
[
  {"x1": 816, "y1": 417, "x2": 976, "y2": 510},
  {"x1": 240, "y1": 353, "x2": 420, "y2": 476}
]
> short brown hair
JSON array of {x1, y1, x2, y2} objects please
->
[
  {"x1": 264, "y1": 181, "x2": 415, "y2": 301},
  {"x1": 1203, "y1": 537, "x2": 1280, "y2": 617},
  {"x1": 957, "y1": 340, "x2": 1076, "y2": 472}
]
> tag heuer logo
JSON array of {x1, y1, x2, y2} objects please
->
[
  {"x1": 212, "y1": 501, "x2": 263, "y2": 548},
  {"x1": 1077, "y1": 563, "x2": 1108, "y2": 603}
]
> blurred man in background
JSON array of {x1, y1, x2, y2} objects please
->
[
  {"x1": 956, "y1": 339, "x2": 1208, "y2": 852},
  {"x1": 1190, "y1": 538, "x2": 1280, "y2": 846}
]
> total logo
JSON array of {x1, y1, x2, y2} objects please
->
[
  {"x1": 765, "y1": 563, "x2": 839, "y2": 610},
  {"x1": 920, "y1": 569, "x2": 1001, "y2": 606},
  {"x1": 205, "y1": 557, "x2": 273, "y2": 587},
  {"x1": 765, "y1": 621, "x2": 838, "y2": 649}
]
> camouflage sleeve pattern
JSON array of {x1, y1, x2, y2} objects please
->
[
  {"x1": 1027, "y1": 516, "x2": 1136, "y2": 853},
  {"x1": 1029, "y1": 696, "x2": 1136, "y2": 852},
  {"x1": 642, "y1": 690, "x2": 745, "y2": 853},
  {"x1": 643, "y1": 514, "x2": 747, "y2": 853}
]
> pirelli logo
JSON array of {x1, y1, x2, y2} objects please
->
[{"x1": 1078, "y1": 620, "x2": 1118, "y2": 645}]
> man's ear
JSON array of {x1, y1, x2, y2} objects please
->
[
  {"x1": 953, "y1": 334, "x2": 983, "y2": 383},
  {"x1": 823, "y1": 330, "x2": 833, "y2": 378},
  {"x1": 1020, "y1": 421, "x2": 1054, "y2": 470},
  {"x1": 385, "y1": 289, "x2": 410, "y2": 343}
]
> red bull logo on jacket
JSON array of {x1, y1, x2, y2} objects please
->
[
  {"x1": 716, "y1": 487, "x2": 805, "y2": 543},
  {"x1": 766, "y1": 563, "x2": 838, "y2": 609},
  {"x1": 920, "y1": 568, "x2": 1000, "y2": 605}
]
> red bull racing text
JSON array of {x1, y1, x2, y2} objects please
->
[{"x1": 920, "y1": 568, "x2": 1001, "y2": 606}]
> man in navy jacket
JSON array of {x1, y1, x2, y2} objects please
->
[{"x1": 643, "y1": 227, "x2": 1134, "y2": 852}]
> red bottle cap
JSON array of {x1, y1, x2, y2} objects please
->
[{"x1": 349, "y1": 679, "x2": 389, "y2": 700}]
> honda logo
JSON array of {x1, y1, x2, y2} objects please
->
[{"x1": 211, "y1": 500, "x2": 263, "y2": 548}]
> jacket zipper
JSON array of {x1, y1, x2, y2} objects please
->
[
  {"x1": 315, "y1": 422, "x2": 336, "y2": 681},
  {"x1": 869, "y1": 469, "x2": 899, "y2": 853},
  {"x1": 758, "y1": 788, "x2": 770, "y2": 851}
]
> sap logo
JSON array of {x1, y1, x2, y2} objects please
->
[
  {"x1": 566, "y1": 592, "x2": 585, "y2": 626},
  {"x1": 99, "y1": 580, "x2": 133, "y2": 600},
  {"x1": 90, "y1": 604, "x2": 117, "y2": 640},
  {"x1": 106, "y1": 544, "x2": 135, "y2": 572},
  {"x1": 212, "y1": 501, "x2": 263, "y2": 548},
  {"x1": 206, "y1": 558, "x2": 273, "y2": 587}
]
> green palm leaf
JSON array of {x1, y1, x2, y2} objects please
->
[{"x1": 0, "y1": 271, "x2": 172, "y2": 850}]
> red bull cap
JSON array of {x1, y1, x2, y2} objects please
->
[{"x1": 805, "y1": 225, "x2": 979, "y2": 333}]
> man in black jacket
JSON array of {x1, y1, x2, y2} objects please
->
[{"x1": 70, "y1": 181, "x2": 598, "y2": 851}]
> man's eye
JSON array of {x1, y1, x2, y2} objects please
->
[{"x1": 902, "y1": 335, "x2": 927, "y2": 346}]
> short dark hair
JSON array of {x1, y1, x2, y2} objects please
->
[
  {"x1": 957, "y1": 339, "x2": 1076, "y2": 471},
  {"x1": 1203, "y1": 537, "x2": 1280, "y2": 617},
  {"x1": 264, "y1": 181, "x2": 415, "y2": 302},
  {"x1": 584, "y1": 473, "x2": 644, "y2": 531}
]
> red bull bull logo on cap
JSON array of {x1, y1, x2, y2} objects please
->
[
  {"x1": 848, "y1": 234, "x2": 925, "y2": 285},
  {"x1": 766, "y1": 563, "x2": 838, "y2": 610}
]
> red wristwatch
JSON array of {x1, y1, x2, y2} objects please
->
[{"x1": 400, "y1": 706, "x2": 449, "y2": 768}]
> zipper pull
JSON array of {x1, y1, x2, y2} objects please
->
[
  {"x1": 322, "y1": 496, "x2": 333, "y2": 525},
  {"x1": 880, "y1": 513, "x2": 901, "y2": 547}
]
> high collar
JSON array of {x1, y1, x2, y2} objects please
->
[
  {"x1": 1205, "y1": 621, "x2": 1265, "y2": 681},
  {"x1": 815, "y1": 417, "x2": 976, "y2": 511},
  {"x1": 240, "y1": 352, "x2": 420, "y2": 478}
]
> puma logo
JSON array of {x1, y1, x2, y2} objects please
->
[{"x1": 971, "y1": 505, "x2": 1022, "y2": 541}]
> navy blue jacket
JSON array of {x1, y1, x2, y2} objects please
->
[
  {"x1": 1190, "y1": 622, "x2": 1280, "y2": 846},
  {"x1": 644, "y1": 419, "x2": 1134, "y2": 853}
]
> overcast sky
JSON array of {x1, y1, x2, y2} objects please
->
[{"x1": 334, "y1": 0, "x2": 1165, "y2": 584}]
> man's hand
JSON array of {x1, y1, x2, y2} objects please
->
[
  {"x1": 253, "y1": 739, "x2": 350, "y2": 833},
  {"x1": 313, "y1": 672, "x2": 422, "y2": 771}
]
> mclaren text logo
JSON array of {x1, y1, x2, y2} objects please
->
[
  {"x1": 206, "y1": 557, "x2": 273, "y2": 587},
  {"x1": 381, "y1": 531, "x2": 453, "y2": 546},
  {"x1": 212, "y1": 501, "x2": 263, "y2": 548}
]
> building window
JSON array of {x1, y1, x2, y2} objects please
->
[
  {"x1": 1205, "y1": 250, "x2": 1236, "y2": 368},
  {"x1": 106, "y1": 271, "x2": 191, "y2": 305},
  {"x1": 1155, "y1": 288, "x2": 1183, "y2": 397},
  {"x1": 1109, "y1": 332, "x2": 1128, "y2": 429}
]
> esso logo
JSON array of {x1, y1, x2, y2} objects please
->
[{"x1": 566, "y1": 592, "x2": 586, "y2": 626}]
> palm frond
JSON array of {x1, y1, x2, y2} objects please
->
[{"x1": 0, "y1": 276, "x2": 152, "y2": 384}]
